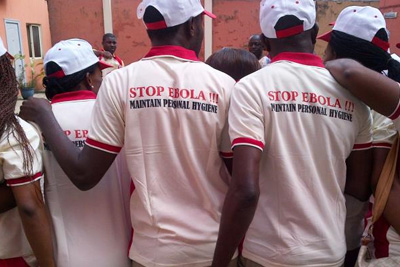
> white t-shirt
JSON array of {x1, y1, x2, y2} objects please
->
[
  {"x1": 86, "y1": 45, "x2": 236, "y2": 267},
  {"x1": 0, "y1": 117, "x2": 42, "y2": 265},
  {"x1": 229, "y1": 52, "x2": 372, "y2": 267},
  {"x1": 44, "y1": 90, "x2": 131, "y2": 267}
]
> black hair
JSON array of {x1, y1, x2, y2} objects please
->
[
  {"x1": 143, "y1": 6, "x2": 183, "y2": 41},
  {"x1": 102, "y1": 33, "x2": 116, "y2": 42},
  {"x1": 206, "y1": 48, "x2": 261, "y2": 81},
  {"x1": 329, "y1": 30, "x2": 400, "y2": 83},
  {"x1": 43, "y1": 62, "x2": 98, "y2": 100}
]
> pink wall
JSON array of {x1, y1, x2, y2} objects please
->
[
  {"x1": 380, "y1": 0, "x2": 400, "y2": 55},
  {"x1": 0, "y1": 0, "x2": 52, "y2": 86}
]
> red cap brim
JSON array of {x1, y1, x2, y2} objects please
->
[
  {"x1": 203, "y1": 10, "x2": 216, "y2": 19},
  {"x1": 397, "y1": 43, "x2": 400, "y2": 49},
  {"x1": 317, "y1": 30, "x2": 332, "y2": 42},
  {"x1": 99, "y1": 60, "x2": 114, "y2": 70}
]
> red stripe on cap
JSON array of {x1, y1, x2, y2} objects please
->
[
  {"x1": 317, "y1": 30, "x2": 332, "y2": 43},
  {"x1": 372, "y1": 37, "x2": 390, "y2": 51},
  {"x1": 47, "y1": 70, "x2": 66, "y2": 78},
  {"x1": 6, "y1": 172, "x2": 43, "y2": 186},
  {"x1": 86, "y1": 138, "x2": 122, "y2": 154},
  {"x1": 146, "y1": 20, "x2": 168, "y2": 30},
  {"x1": 353, "y1": 142, "x2": 372, "y2": 150},
  {"x1": 276, "y1": 25, "x2": 304, "y2": 39},
  {"x1": 232, "y1": 137, "x2": 264, "y2": 150}
]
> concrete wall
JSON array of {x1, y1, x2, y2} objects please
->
[
  {"x1": 0, "y1": 0, "x2": 52, "y2": 85},
  {"x1": 380, "y1": 0, "x2": 400, "y2": 55}
]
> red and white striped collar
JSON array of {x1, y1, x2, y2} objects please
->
[
  {"x1": 51, "y1": 90, "x2": 96, "y2": 104},
  {"x1": 271, "y1": 52, "x2": 325, "y2": 68},
  {"x1": 143, "y1": 46, "x2": 199, "y2": 61}
]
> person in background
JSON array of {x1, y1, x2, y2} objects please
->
[
  {"x1": 212, "y1": 0, "x2": 372, "y2": 266},
  {"x1": 93, "y1": 33, "x2": 124, "y2": 76},
  {"x1": 247, "y1": 34, "x2": 270, "y2": 68},
  {"x1": 19, "y1": 0, "x2": 237, "y2": 266},
  {"x1": 0, "y1": 36, "x2": 55, "y2": 267},
  {"x1": 319, "y1": 6, "x2": 400, "y2": 262},
  {"x1": 40, "y1": 38, "x2": 132, "y2": 267},
  {"x1": 206, "y1": 47, "x2": 260, "y2": 81}
]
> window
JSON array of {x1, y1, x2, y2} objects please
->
[{"x1": 27, "y1": 24, "x2": 42, "y2": 58}]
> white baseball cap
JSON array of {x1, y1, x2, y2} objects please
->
[
  {"x1": 0, "y1": 36, "x2": 6, "y2": 57},
  {"x1": 137, "y1": 0, "x2": 216, "y2": 30},
  {"x1": 318, "y1": 6, "x2": 389, "y2": 51},
  {"x1": 44, "y1": 38, "x2": 112, "y2": 78},
  {"x1": 260, "y1": 0, "x2": 316, "y2": 39}
]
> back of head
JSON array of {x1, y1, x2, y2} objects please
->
[
  {"x1": 43, "y1": 38, "x2": 111, "y2": 100},
  {"x1": 259, "y1": 0, "x2": 317, "y2": 54},
  {"x1": 318, "y1": 6, "x2": 400, "y2": 82},
  {"x1": 137, "y1": 0, "x2": 215, "y2": 50},
  {"x1": 206, "y1": 48, "x2": 260, "y2": 81}
]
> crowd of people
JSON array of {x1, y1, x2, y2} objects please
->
[{"x1": 1, "y1": 0, "x2": 400, "y2": 266}]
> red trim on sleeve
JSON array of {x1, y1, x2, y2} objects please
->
[
  {"x1": 86, "y1": 138, "x2": 122, "y2": 154},
  {"x1": 353, "y1": 142, "x2": 372, "y2": 150},
  {"x1": 6, "y1": 172, "x2": 43, "y2": 186},
  {"x1": 372, "y1": 142, "x2": 392, "y2": 149},
  {"x1": 388, "y1": 98, "x2": 400, "y2": 120},
  {"x1": 232, "y1": 138, "x2": 264, "y2": 150},
  {"x1": 276, "y1": 25, "x2": 304, "y2": 39},
  {"x1": 220, "y1": 152, "x2": 234, "y2": 158}
]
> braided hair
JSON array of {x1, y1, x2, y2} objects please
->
[
  {"x1": 330, "y1": 30, "x2": 400, "y2": 83},
  {"x1": 0, "y1": 54, "x2": 34, "y2": 175}
]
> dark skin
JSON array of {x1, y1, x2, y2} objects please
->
[
  {"x1": 93, "y1": 35, "x2": 117, "y2": 60},
  {"x1": 0, "y1": 182, "x2": 16, "y2": 213},
  {"x1": 326, "y1": 59, "x2": 400, "y2": 235},
  {"x1": 212, "y1": 25, "x2": 372, "y2": 267},
  {"x1": 18, "y1": 15, "x2": 232, "y2": 192},
  {"x1": 247, "y1": 34, "x2": 264, "y2": 60}
]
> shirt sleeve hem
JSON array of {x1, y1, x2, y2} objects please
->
[
  {"x1": 86, "y1": 138, "x2": 122, "y2": 154},
  {"x1": 6, "y1": 172, "x2": 43, "y2": 187},
  {"x1": 232, "y1": 137, "x2": 264, "y2": 151},
  {"x1": 220, "y1": 151, "x2": 234, "y2": 159},
  {"x1": 353, "y1": 142, "x2": 373, "y2": 151},
  {"x1": 372, "y1": 142, "x2": 392, "y2": 149}
]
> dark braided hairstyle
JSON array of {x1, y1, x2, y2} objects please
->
[
  {"x1": 0, "y1": 54, "x2": 34, "y2": 175},
  {"x1": 329, "y1": 30, "x2": 400, "y2": 83},
  {"x1": 43, "y1": 61, "x2": 98, "y2": 100}
]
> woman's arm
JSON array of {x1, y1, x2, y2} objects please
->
[
  {"x1": 12, "y1": 180, "x2": 55, "y2": 267},
  {"x1": 326, "y1": 59, "x2": 400, "y2": 117}
]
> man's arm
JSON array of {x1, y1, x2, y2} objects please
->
[
  {"x1": 326, "y1": 59, "x2": 400, "y2": 117},
  {"x1": 12, "y1": 180, "x2": 55, "y2": 267},
  {"x1": 345, "y1": 149, "x2": 373, "y2": 201},
  {"x1": 93, "y1": 49, "x2": 113, "y2": 59},
  {"x1": 0, "y1": 182, "x2": 16, "y2": 213},
  {"x1": 19, "y1": 98, "x2": 116, "y2": 190},
  {"x1": 212, "y1": 146, "x2": 261, "y2": 267}
]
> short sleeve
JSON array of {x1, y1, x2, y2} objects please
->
[
  {"x1": 219, "y1": 117, "x2": 233, "y2": 159},
  {"x1": 229, "y1": 81, "x2": 265, "y2": 151},
  {"x1": 1, "y1": 119, "x2": 43, "y2": 187},
  {"x1": 86, "y1": 74, "x2": 124, "y2": 154},
  {"x1": 353, "y1": 107, "x2": 373, "y2": 151},
  {"x1": 371, "y1": 111, "x2": 397, "y2": 149}
]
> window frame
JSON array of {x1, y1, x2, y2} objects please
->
[{"x1": 27, "y1": 24, "x2": 43, "y2": 59}]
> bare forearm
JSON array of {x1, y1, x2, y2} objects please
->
[
  {"x1": 0, "y1": 184, "x2": 16, "y2": 213},
  {"x1": 18, "y1": 203, "x2": 55, "y2": 267},
  {"x1": 326, "y1": 59, "x2": 400, "y2": 116},
  {"x1": 212, "y1": 188, "x2": 259, "y2": 267}
]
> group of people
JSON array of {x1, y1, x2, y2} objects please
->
[{"x1": 1, "y1": 0, "x2": 400, "y2": 267}]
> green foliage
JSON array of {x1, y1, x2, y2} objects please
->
[{"x1": 14, "y1": 54, "x2": 44, "y2": 90}]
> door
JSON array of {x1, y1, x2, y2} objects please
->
[{"x1": 4, "y1": 19, "x2": 25, "y2": 82}]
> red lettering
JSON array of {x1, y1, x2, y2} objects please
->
[
  {"x1": 64, "y1": 130, "x2": 71, "y2": 136},
  {"x1": 75, "y1": 130, "x2": 83, "y2": 138},
  {"x1": 146, "y1": 86, "x2": 156, "y2": 97},
  {"x1": 129, "y1": 88, "x2": 136, "y2": 98},
  {"x1": 82, "y1": 130, "x2": 89, "y2": 138},
  {"x1": 156, "y1": 86, "x2": 164, "y2": 96}
]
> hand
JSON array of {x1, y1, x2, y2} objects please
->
[
  {"x1": 102, "y1": 51, "x2": 113, "y2": 59},
  {"x1": 19, "y1": 97, "x2": 52, "y2": 125}
]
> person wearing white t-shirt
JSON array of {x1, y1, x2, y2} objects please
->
[
  {"x1": 212, "y1": 1, "x2": 373, "y2": 266},
  {"x1": 19, "y1": 1, "x2": 236, "y2": 266},
  {"x1": 0, "y1": 36, "x2": 55, "y2": 267},
  {"x1": 32, "y1": 39, "x2": 132, "y2": 267}
]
